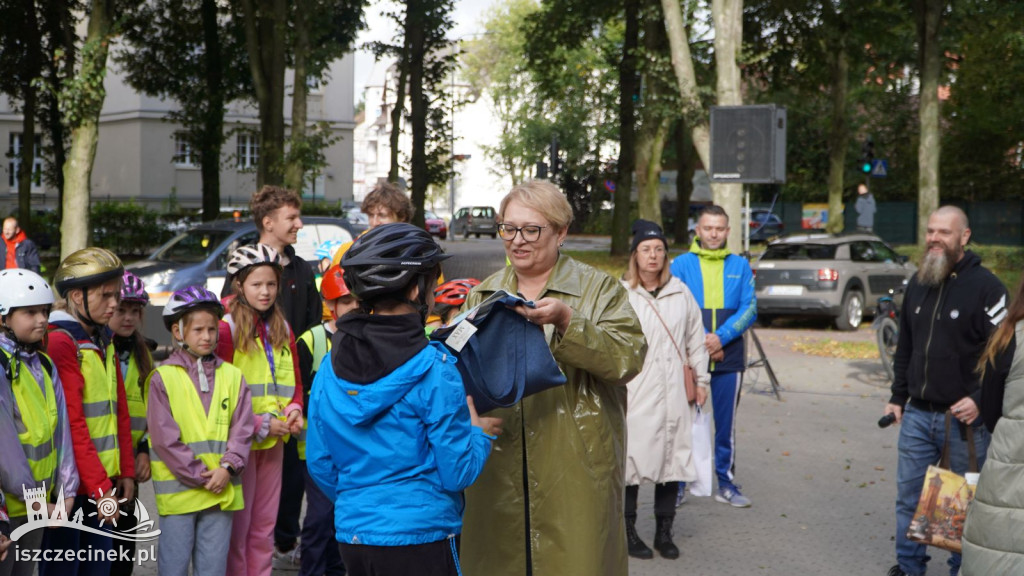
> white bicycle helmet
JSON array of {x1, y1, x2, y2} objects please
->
[
  {"x1": 226, "y1": 243, "x2": 282, "y2": 278},
  {"x1": 0, "y1": 269, "x2": 55, "y2": 316}
]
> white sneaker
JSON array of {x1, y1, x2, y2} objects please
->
[{"x1": 272, "y1": 547, "x2": 301, "y2": 571}]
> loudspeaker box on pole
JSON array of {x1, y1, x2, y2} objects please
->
[{"x1": 709, "y1": 105, "x2": 787, "y2": 184}]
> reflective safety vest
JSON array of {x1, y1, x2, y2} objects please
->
[
  {"x1": 78, "y1": 340, "x2": 122, "y2": 478},
  {"x1": 232, "y1": 336, "x2": 296, "y2": 451},
  {"x1": 2, "y1": 350, "x2": 59, "y2": 517},
  {"x1": 122, "y1": 351, "x2": 151, "y2": 452},
  {"x1": 295, "y1": 325, "x2": 330, "y2": 460},
  {"x1": 149, "y1": 364, "x2": 243, "y2": 515}
]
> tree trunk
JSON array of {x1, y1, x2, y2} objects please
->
[
  {"x1": 16, "y1": 0, "x2": 42, "y2": 230},
  {"x1": 241, "y1": 0, "x2": 287, "y2": 188},
  {"x1": 60, "y1": 0, "x2": 114, "y2": 258},
  {"x1": 611, "y1": 0, "x2": 640, "y2": 256},
  {"x1": 407, "y1": 0, "x2": 428, "y2": 228},
  {"x1": 43, "y1": 0, "x2": 75, "y2": 221},
  {"x1": 916, "y1": 0, "x2": 942, "y2": 244},
  {"x1": 825, "y1": 34, "x2": 849, "y2": 235},
  {"x1": 284, "y1": 0, "x2": 310, "y2": 192},
  {"x1": 635, "y1": 0, "x2": 669, "y2": 226},
  {"x1": 712, "y1": 0, "x2": 743, "y2": 251},
  {"x1": 388, "y1": 40, "x2": 409, "y2": 184},
  {"x1": 660, "y1": 0, "x2": 711, "y2": 171},
  {"x1": 199, "y1": 0, "x2": 225, "y2": 221},
  {"x1": 636, "y1": 119, "x2": 670, "y2": 224},
  {"x1": 674, "y1": 119, "x2": 695, "y2": 245}
]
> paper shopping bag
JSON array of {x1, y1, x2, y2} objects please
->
[
  {"x1": 905, "y1": 411, "x2": 978, "y2": 553},
  {"x1": 689, "y1": 404, "x2": 714, "y2": 497}
]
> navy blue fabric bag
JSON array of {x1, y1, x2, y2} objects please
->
[{"x1": 430, "y1": 291, "x2": 566, "y2": 414}]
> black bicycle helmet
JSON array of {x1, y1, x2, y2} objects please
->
[{"x1": 341, "y1": 222, "x2": 451, "y2": 302}]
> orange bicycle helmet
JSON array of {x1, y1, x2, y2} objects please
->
[
  {"x1": 321, "y1": 264, "x2": 351, "y2": 301},
  {"x1": 434, "y1": 278, "x2": 480, "y2": 309}
]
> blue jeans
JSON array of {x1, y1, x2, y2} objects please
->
[{"x1": 896, "y1": 405, "x2": 990, "y2": 576}]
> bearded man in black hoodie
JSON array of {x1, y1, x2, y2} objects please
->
[{"x1": 882, "y1": 206, "x2": 1008, "y2": 576}]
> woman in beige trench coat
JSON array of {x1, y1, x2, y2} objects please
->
[
  {"x1": 620, "y1": 219, "x2": 710, "y2": 561},
  {"x1": 459, "y1": 180, "x2": 647, "y2": 576}
]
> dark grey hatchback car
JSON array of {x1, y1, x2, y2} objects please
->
[
  {"x1": 126, "y1": 216, "x2": 356, "y2": 305},
  {"x1": 751, "y1": 233, "x2": 916, "y2": 331}
]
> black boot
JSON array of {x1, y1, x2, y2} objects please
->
[
  {"x1": 625, "y1": 517, "x2": 653, "y2": 559},
  {"x1": 653, "y1": 516, "x2": 680, "y2": 559}
]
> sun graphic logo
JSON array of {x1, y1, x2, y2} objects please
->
[{"x1": 88, "y1": 488, "x2": 129, "y2": 527}]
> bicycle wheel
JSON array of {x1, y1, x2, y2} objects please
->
[{"x1": 876, "y1": 317, "x2": 898, "y2": 382}]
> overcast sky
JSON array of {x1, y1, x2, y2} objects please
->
[{"x1": 353, "y1": 0, "x2": 497, "y2": 103}]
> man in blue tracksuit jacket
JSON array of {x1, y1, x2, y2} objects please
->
[{"x1": 670, "y1": 205, "x2": 757, "y2": 507}]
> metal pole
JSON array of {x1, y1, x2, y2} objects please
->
[{"x1": 449, "y1": 42, "x2": 457, "y2": 223}]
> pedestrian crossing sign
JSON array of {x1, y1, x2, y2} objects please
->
[{"x1": 871, "y1": 159, "x2": 888, "y2": 178}]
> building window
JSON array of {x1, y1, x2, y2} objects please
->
[
  {"x1": 8, "y1": 133, "x2": 43, "y2": 190},
  {"x1": 173, "y1": 132, "x2": 197, "y2": 167},
  {"x1": 237, "y1": 133, "x2": 259, "y2": 170}
]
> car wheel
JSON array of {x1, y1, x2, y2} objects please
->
[
  {"x1": 834, "y1": 289, "x2": 864, "y2": 331},
  {"x1": 439, "y1": 232, "x2": 447, "y2": 240},
  {"x1": 491, "y1": 233, "x2": 497, "y2": 239},
  {"x1": 464, "y1": 229, "x2": 470, "y2": 239},
  {"x1": 756, "y1": 314, "x2": 775, "y2": 328},
  {"x1": 475, "y1": 233, "x2": 481, "y2": 238}
]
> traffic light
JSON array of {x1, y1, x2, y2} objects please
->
[
  {"x1": 550, "y1": 137, "x2": 561, "y2": 176},
  {"x1": 860, "y1": 138, "x2": 875, "y2": 174}
]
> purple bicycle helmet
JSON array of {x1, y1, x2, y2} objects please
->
[
  {"x1": 162, "y1": 286, "x2": 224, "y2": 330},
  {"x1": 120, "y1": 270, "x2": 150, "y2": 305}
]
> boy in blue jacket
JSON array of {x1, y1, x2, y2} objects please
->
[{"x1": 306, "y1": 223, "x2": 500, "y2": 576}]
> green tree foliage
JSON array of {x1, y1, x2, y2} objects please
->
[
  {"x1": 940, "y1": 1, "x2": 1024, "y2": 200},
  {"x1": 283, "y1": 0, "x2": 366, "y2": 192},
  {"x1": 524, "y1": 0, "x2": 641, "y2": 253},
  {"x1": 0, "y1": 0, "x2": 44, "y2": 229},
  {"x1": 462, "y1": 0, "x2": 549, "y2": 186},
  {"x1": 371, "y1": 0, "x2": 454, "y2": 227},
  {"x1": 119, "y1": 0, "x2": 250, "y2": 221}
]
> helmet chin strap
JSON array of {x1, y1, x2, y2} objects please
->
[{"x1": 72, "y1": 287, "x2": 109, "y2": 346}]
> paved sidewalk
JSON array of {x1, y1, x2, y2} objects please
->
[{"x1": 628, "y1": 327, "x2": 911, "y2": 576}]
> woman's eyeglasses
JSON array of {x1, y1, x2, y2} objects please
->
[{"x1": 497, "y1": 224, "x2": 547, "y2": 242}]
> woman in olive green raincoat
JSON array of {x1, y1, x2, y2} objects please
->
[{"x1": 460, "y1": 180, "x2": 647, "y2": 576}]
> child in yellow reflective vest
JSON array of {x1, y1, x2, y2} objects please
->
[
  {"x1": 295, "y1": 265, "x2": 357, "y2": 576},
  {"x1": 215, "y1": 244, "x2": 303, "y2": 576},
  {"x1": 0, "y1": 269, "x2": 77, "y2": 576},
  {"x1": 148, "y1": 286, "x2": 254, "y2": 576},
  {"x1": 107, "y1": 270, "x2": 155, "y2": 576}
]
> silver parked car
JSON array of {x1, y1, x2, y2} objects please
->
[
  {"x1": 127, "y1": 216, "x2": 355, "y2": 305},
  {"x1": 450, "y1": 206, "x2": 498, "y2": 238},
  {"x1": 751, "y1": 233, "x2": 916, "y2": 331}
]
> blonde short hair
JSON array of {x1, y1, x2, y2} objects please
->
[{"x1": 499, "y1": 180, "x2": 573, "y2": 231}]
